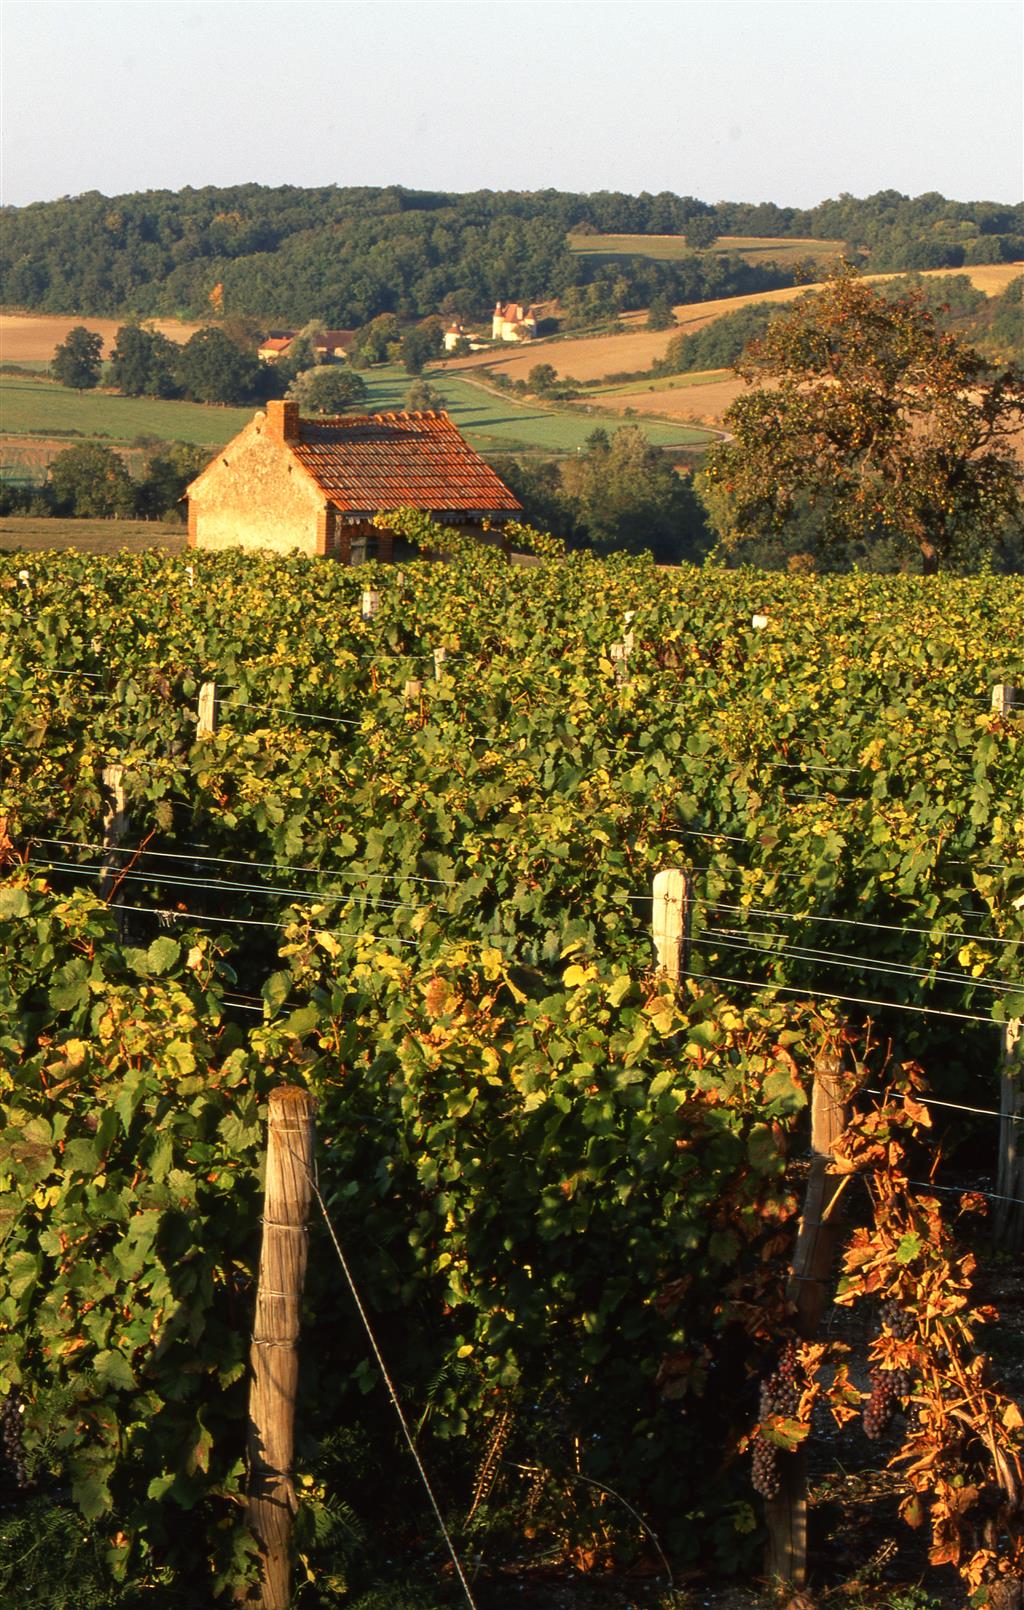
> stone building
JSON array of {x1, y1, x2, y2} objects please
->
[
  {"x1": 185, "y1": 400, "x2": 521, "y2": 561},
  {"x1": 491, "y1": 301, "x2": 541, "y2": 342}
]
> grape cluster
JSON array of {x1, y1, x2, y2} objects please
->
[
  {"x1": 752, "y1": 1343, "x2": 801, "y2": 1499},
  {"x1": 0, "y1": 1389, "x2": 28, "y2": 1489},
  {"x1": 879, "y1": 1299, "x2": 915, "y2": 1341},
  {"x1": 862, "y1": 1368, "x2": 898, "y2": 1439}
]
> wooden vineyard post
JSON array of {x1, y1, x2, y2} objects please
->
[
  {"x1": 361, "y1": 588, "x2": 380, "y2": 620},
  {"x1": 652, "y1": 868, "x2": 694, "y2": 982},
  {"x1": 197, "y1": 681, "x2": 218, "y2": 738},
  {"x1": 609, "y1": 642, "x2": 630, "y2": 685},
  {"x1": 403, "y1": 678, "x2": 422, "y2": 701},
  {"x1": 99, "y1": 764, "x2": 128, "y2": 913},
  {"x1": 433, "y1": 646, "x2": 447, "y2": 682},
  {"x1": 992, "y1": 683, "x2": 1016, "y2": 716},
  {"x1": 242, "y1": 1086, "x2": 317, "y2": 1610},
  {"x1": 995, "y1": 1018, "x2": 1024, "y2": 1250},
  {"x1": 765, "y1": 1054, "x2": 848, "y2": 1590}
]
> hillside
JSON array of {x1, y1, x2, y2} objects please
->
[
  {"x1": 2, "y1": 184, "x2": 1020, "y2": 330},
  {"x1": 441, "y1": 262, "x2": 1023, "y2": 384}
]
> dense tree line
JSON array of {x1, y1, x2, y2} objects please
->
[
  {"x1": 652, "y1": 274, "x2": 1023, "y2": 380},
  {"x1": 4, "y1": 184, "x2": 1020, "y2": 329},
  {"x1": 0, "y1": 441, "x2": 208, "y2": 521}
]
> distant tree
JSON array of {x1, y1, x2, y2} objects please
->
[
  {"x1": 404, "y1": 379, "x2": 444, "y2": 411},
  {"x1": 646, "y1": 293, "x2": 676, "y2": 331},
  {"x1": 702, "y1": 266, "x2": 1024, "y2": 573},
  {"x1": 683, "y1": 216, "x2": 719, "y2": 250},
  {"x1": 50, "y1": 326, "x2": 103, "y2": 390},
  {"x1": 400, "y1": 318, "x2": 444, "y2": 375},
  {"x1": 287, "y1": 366, "x2": 367, "y2": 414},
  {"x1": 48, "y1": 443, "x2": 136, "y2": 517},
  {"x1": 527, "y1": 363, "x2": 558, "y2": 396},
  {"x1": 135, "y1": 442, "x2": 210, "y2": 519},
  {"x1": 350, "y1": 314, "x2": 402, "y2": 369},
  {"x1": 276, "y1": 320, "x2": 327, "y2": 384},
  {"x1": 220, "y1": 314, "x2": 265, "y2": 354},
  {"x1": 108, "y1": 324, "x2": 180, "y2": 397},
  {"x1": 489, "y1": 455, "x2": 582, "y2": 546},
  {"x1": 560, "y1": 424, "x2": 710, "y2": 561},
  {"x1": 175, "y1": 327, "x2": 265, "y2": 404}
]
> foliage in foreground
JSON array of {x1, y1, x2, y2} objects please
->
[{"x1": 1, "y1": 543, "x2": 1023, "y2": 1601}]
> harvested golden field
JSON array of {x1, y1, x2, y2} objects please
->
[
  {"x1": 439, "y1": 262, "x2": 1024, "y2": 388},
  {"x1": 0, "y1": 312, "x2": 206, "y2": 363},
  {"x1": 440, "y1": 285, "x2": 816, "y2": 384},
  {"x1": 596, "y1": 373, "x2": 748, "y2": 425}
]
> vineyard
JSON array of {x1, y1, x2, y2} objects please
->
[{"x1": 1, "y1": 530, "x2": 1023, "y2": 1608}]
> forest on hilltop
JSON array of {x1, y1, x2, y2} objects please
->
[{"x1": 2, "y1": 183, "x2": 1021, "y2": 328}]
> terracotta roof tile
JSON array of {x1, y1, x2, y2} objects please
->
[{"x1": 289, "y1": 411, "x2": 522, "y2": 516}]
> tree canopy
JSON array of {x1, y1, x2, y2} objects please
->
[
  {"x1": 561, "y1": 425, "x2": 711, "y2": 562},
  {"x1": 50, "y1": 326, "x2": 103, "y2": 390},
  {"x1": 701, "y1": 268, "x2": 1024, "y2": 573},
  {"x1": 48, "y1": 444, "x2": 136, "y2": 517},
  {"x1": 287, "y1": 366, "x2": 367, "y2": 414},
  {"x1": 8, "y1": 184, "x2": 1017, "y2": 330},
  {"x1": 108, "y1": 324, "x2": 179, "y2": 397}
]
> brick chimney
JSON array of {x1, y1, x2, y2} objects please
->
[{"x1": 266, "y1": 399, "x2": 300, "y2": 444}]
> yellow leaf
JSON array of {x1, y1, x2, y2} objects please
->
[{"x1": 563, "y1": 964, "x2": 596, "y2": 988}]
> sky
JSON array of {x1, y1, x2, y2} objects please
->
[{"x1": 2, "y1": 0, "x2": 1022, "y2": 210}]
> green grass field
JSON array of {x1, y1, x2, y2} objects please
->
[
  {"x1": 1, "y1": 370, "x2": 713, "y2": 471},
  {"x1": 583, "y1": 368, "x2": 734, "y2": 397},
  {"x1": 567, "y1": 232, "x2": 846, "y2": 267},
  {"x1": 0, "y1": 376, "x2": 255, "y2": 447},
  {"x1": 359, "y1": 367, "x2": 713, "y2": 451}
]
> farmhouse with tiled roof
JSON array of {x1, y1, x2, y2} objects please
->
[
  {"x1": 185, "y1": 400, "x2": 521, "y2": 562},
  {"x1": 257, "y1": 334, "x2": 294, "y2": 362}
]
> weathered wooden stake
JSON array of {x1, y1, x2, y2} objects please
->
[
  {"x1": 992, "y1": 683, "x2": 1016, "y2": 715},
  {"x1": 99, "y1": 764, "x2": 128, "y2": 908},
  {"x1": 403, "y1": 678, "x2": 423, "y2": 701},
  {"x1": 995, "y1": 1019, "x2": 1024, "y2": 1250},
  {"x1": 651, "y1": 868, "x2": 694, "y2": 982},
  {"x1": 242, "y1": 1086, "x2": 316, "y2": 1610},
  {"x1": 765, "y1": 1054, "x2": 848, "y2": 1590},
  {"x1": 361, "y1": 588, "x2": 380, "y2": 620},
  {"x1": 609, "y1": 642, "x2": 630, "y2": 685},
  {"x1": 197, "y1": 681, "x2": 218, "y2": 737},
  {"x1": 433, "y1": 646, "x2": 447, "y2": 681}
]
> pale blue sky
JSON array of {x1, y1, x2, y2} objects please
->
[{"x1": 3, "y1": 0, "x2": 1021, "y2": 209}]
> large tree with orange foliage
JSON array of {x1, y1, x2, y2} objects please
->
[{"x1": 702, "y1": 267, "x2": 1024, "y2": 572}]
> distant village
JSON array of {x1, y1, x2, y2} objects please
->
[{"x1": 256, "y1": 300, "x2": 546, "y2": 365}]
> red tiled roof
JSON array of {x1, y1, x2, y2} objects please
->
[
  {"x1": 289, "y1": 411, "x2": 522, "y2": 516},
  {"x1": 259, "y1": 336, "x2": 292, "y2": 353},
  {"x1": 314, "y1": 329, "x2": 356, "y2": 352}
]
